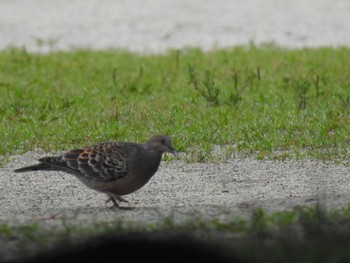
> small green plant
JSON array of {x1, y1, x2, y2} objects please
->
[
  {"x1": 228, "y1": 69, "x2": 243, "y2": 106},
  {"x1": 188, "y1": 64, "x2": 220, "y2": 105},
  {"x1": 34, "y1": 37, "x2": 61, "y2": 51},
  {"x1": 283, "y1": 77, "x2": 312, "y2": 110}
]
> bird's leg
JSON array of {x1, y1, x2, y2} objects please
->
[
  {"x1": 105, "y1": 195, "x2": 119, "y2": 207},
  {"x1": 105, "y1": 192, "x2": 129, "y2": 208}
]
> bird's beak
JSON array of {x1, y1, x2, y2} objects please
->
[{"x1": 168, "y1": 147, "x2": 178, "y2": 157}]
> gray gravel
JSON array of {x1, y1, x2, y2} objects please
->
[
  {"x1": 1, "y1": 0, "x2": 350, "y2": 228},
  {"x1": 1, "y1": 151, "x2": 350, "y2": 227}
]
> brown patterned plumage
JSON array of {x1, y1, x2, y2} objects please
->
[{"x1": 14, "y1": 135, "x2": 177, "y2": 207}]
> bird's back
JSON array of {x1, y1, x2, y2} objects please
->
[{"x1": 46, "y1": 142, "x2": 145, "y2": 181}]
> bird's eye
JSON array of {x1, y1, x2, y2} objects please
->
[{"x1": 161, "y1": 139, "x2": 165, "y2": 144}]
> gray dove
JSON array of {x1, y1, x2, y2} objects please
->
[{"x1": 14, "y1": 135, "x2": 177, "y2": 207}]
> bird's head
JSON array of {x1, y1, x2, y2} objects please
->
[{"x1": 145, "y1": 135, "x2": 177, "y2": 157}]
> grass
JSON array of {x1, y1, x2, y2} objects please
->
[{"x1": 1, "y1": 45, "x2": 350, "y2": 162}]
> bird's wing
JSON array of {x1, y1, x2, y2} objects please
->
[{"x1": 50, "y1": 142, "x2": 141, "y2": 182}]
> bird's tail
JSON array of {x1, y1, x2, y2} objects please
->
[{"x1": 14, "y1": 163, "x2": 51, "y2": 173}]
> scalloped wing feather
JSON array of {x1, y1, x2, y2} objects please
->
[{"x1": 58, "y1": 142, "x2": 138, "y2": 182}]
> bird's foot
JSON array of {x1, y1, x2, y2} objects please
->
[
  {"x1": 105, "y1": 192, "x2": 130, "y2": 209},
  {"x1": 105, "y1": 196, "x2": 119, "y2": 208}
]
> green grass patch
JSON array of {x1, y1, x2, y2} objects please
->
[{"x1": 1, "y1": 46, "x2": 350, "y2": 162}]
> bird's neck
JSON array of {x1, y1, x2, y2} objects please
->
[{"x1": 143, "y1": 150, "x2": 163, "y2": 177}]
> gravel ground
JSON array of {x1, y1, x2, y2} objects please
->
[
  {"x1": 1, "y1": 151, "x2": 350, "y2": 227},
  {"x1": 1, "y1": 0, "x2": 350, "y2": 227}
]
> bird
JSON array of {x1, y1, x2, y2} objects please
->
[{"x1": 14, "y1": 135, "x2": 177, "y2": 208}]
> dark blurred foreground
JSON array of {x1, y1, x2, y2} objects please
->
[
  {"x1": 21, "y1": 233, "x2": 235, "y2": 263},
  {"x1": 9, "y1": 206, "x2": 350, "y2": 263}
]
